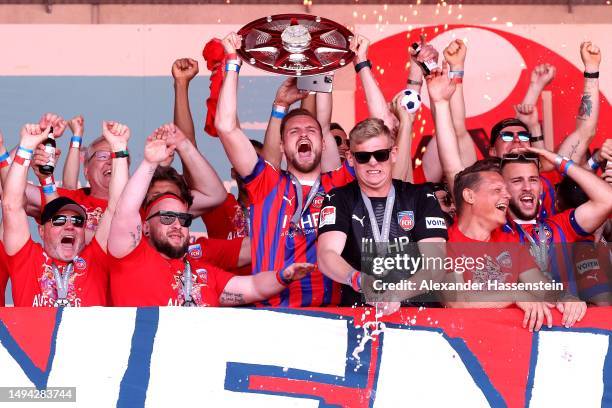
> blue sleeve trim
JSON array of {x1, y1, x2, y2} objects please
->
[
  {"x1": 569, "y1": 209, "x2": 591, "y2": 237},
  {"x1": 241, "y1": 156, "x2": 267, "y2": 185}
]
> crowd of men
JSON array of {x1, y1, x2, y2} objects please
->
[{"x1": 0, "y1": 32, "x2": 609, "y2": 332}]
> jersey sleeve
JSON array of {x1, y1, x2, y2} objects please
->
[
  {"x1": 197, "y1": 236, "x2": 242, "y2": 270},
  {"x1": 323, "y1": 160, "x2": 355, "y2": 188},
  {"x1": 6, "y1": 238, "x2": 39, "y2": 278},
  {"x1": 201, "y1": 193, "x2": 241, "y2": 240},
  {"x1": 317, "y1": 187, "x2": 352, "y2": 236},
  {"x1": 241, "y1": 156, "x2": 281, "y2": 205},
  {"x1": 411, "y1": 185, "x2": 449, "y2": 241},
  {"x1": 552, "y1": 209, "x2": 591, "y2": 242}
]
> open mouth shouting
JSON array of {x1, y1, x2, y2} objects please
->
[
  {"x1": 518, "y1": 193, "x2": 536, "y2": 211},
  {"x1": 495, "y1": 201, "x2": 509, "y2": 213},
  {"x1": 297, "y1": 139, "x2": 313, "y2": 160}
]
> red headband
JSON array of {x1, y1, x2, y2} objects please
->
[{"x1": 143, "y1": 193, "x2": 186, "y2": 218}]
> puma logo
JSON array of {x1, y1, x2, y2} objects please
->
[
  {"x1": 352, "y1": 214, "x2": 365, "y2": 227},
  {"x1": 426, "y1": 193, "x2": 436, "y2": 199},
  {"x1": 325, "y1": 193, "x2": 335, "y2": 201},
  {"x1": 282, "y1": 196, "x2": 294, "y2": 205}
]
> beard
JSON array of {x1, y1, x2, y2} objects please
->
[
  {"x1": 150, "y1": 233, "x2": 189, "y2": 259},
  {"x1": 509, "y1": 199, "x2": 538, "y2": 221},
  {"x1": 288, "y1": 150, "x2": 321, "y2": 173}
]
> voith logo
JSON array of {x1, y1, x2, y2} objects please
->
[
  {"x1": 425, "y1": 217, "x2": 446, "y2": 229},
  {"x1": 576, "y1": 258, "x2": 599, "y2": 275}
]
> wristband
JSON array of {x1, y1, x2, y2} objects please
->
[
  {"x1": 407, "y1": 79, "x2": 423, "y2": 86},
  {"x1": 0, "y1": 151, "x2": 11, "y2": 168},
  {"x1": 448, "y1": 70, "x2": 465, "y2": 78},
  {"x1": 275, "y1": 269, "x2": 292, "y2": 286},
  {"x1": 346, "y1": 269, "x2": 361, "y2": 292},
  {"x1": 42, "y1": 183, "x2": 57, "y2": 194},
  {"x1": 225, "y1": 63, "x2": 241, "y2": 73},
  {"x1": 271, "y1": 104, "x2": 287, "y2": 120},
  {"x1": 70, "y1": 136, "x2": 83, "y2": 148},
  {"x1": 554, "y1": 155, "x2": 564, "y2": 169},
  {"x1": 14, "y1": 146, "x2": 33, "y2": 166},
  {"x1": 587, "y1": 156, "x2": 600, "y2": 171},
  {"x1": 354, "y1": 60, "x2": 372, "y2": 73},
  {"x1": 111, "y1": 150, "x2": 129, "y2": 159},
  {"x1": 530, "y1": 135, "x2": 544, "y2": 143},
  {"x1": 584, "y1": 71, "x2": 599, "y2": 79},
  {"x1": 562, "y1": 159, "x2": 574, "y2": 176}
]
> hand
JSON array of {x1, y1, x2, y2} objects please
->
[
  {"x1": 580, "y1": 41, "x2": 601, "y2": 72},
  {"x1": 32, "y1": 144, "x2": 61, "y2": 180},
  {"x1": 519, "y1": 146, "x2": 557, "y2": 169},
  {"x1": 222, "y1": 32, "x2": 242, "y2": 54},
  {"x1": 371, "y1": 302, "x2": 401, "y2": 317},
  {"x1": 172, "y1": 58, "x2": 199, "y2": 83},
  {"x1": 443, "y1": 39, "x2": 466, "y2": 70},
  {"x1": 556, "y1": 297, "x2": 587, "y2": 328},
  {"x1": 144, "y1": 126, "x2": 176, "y2": 165},
  {"x1": 390, "y1": 90, "x2": 416, "y2": 124},
  {"x1": 19, "y1": 124, "x2": 51, "y2": 150},
  {"x1": 516, "y1": 301, "x2": 553, "y2": 332},
  {"x1": 426, "y1": 62, "x2": 456, "y2": 103},
  {"x1": 102, "y1": 121, "x2": 130, "y2": 149},
  {"x1": 39, "y1": 113, "x2": 67, "y2": 138},
  {"x1": 161, "y1": 123, "x2": 188, "y2": 150},
  {"x1": 514, "y1": 104, "x2": 539, "y2": 129},
  {"x1": 68, "y1": 115, "x2": 84, "y2": 137},
  {"x1": 411, "y1": 34, "x2": 439, "y2": 66},
  {"x1": 281, "y1": 263, "x2": 315, "y2": 282},
  {"x1": 350, "y1": 34, "x2": 370, "y2": 64},
  {"x1": 598, "y1": 139, "x2": 612, "y2": 163},
  {"x1": 274, "y1": 77, "x2": 309, "y2": 108},
  {"x1": 530, "y1": 64, "x2": 556, "y2": 89}
]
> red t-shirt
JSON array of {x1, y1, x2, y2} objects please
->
[
  {"x1": 7, "y1": 238, "x2": 109, "y2": 307},
  {"x1": 446, "y1": 224, "x2": 538, "y2": 284},
  {"x1": 40, "y1": 187, "x2": 108, "y2": 234},
  {"x1": 109, "y1": 238, "x2": 236, "y2": 307},
  {"x1": 0, "y1": 242, "x2": 8, "y2": 307},
  {"x1": 202, "y1": 193, "x2": 249, "y2": 240}
]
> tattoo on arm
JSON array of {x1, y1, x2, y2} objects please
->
[
  {"x1": 220, "y1": 291, "x2": 246, "y2": 305},
  {"x1": 578, "y1": 94, "x2": 592, "y2": 120},
  {"x1": 568, "y1": 141, "x2": 581, "y2": 160},
  {"x1": 129, "y1": 225, "x2": 142, "y2": 249}
]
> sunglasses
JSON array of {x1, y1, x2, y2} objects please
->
[
  {"x1": 352, "y1": 148, "x2": 392, "y2": 164},
  {"x1": 334, "y1": 136, "x2": 349, "y2": 148},
  {"x1": 89, "y1": 150, "x2": 111, "y2": 162},
  {"x1": 500, "y1": 152, "x2": 540, "y2": 167},
  {"x1": 146, "y1": 210, "x2": 193, "y2": 227},
  {"x1": 499, "y1": 131, "x2": 531, "y2": 143},
  {"x1": 51, "y1": 214, "x2": 85, "y2": 228}
]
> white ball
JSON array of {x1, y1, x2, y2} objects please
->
[{"x1": 400, "y1": 89, "x2": 422, "y2": 113}]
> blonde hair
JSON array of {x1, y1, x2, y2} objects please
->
[{"x1": 348, "y1": 118, "x2": 394, "y2": 148}]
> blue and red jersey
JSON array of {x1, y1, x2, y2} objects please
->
[
  {"x1": 243, "y1": 157, "x2": 354, "y2": 307},
  {"x1": 504, "y1": 209, "x2": 591, "y2": 295},
  {"x1": 538, "y1": 171, "x2": 562, "y2": 220}
]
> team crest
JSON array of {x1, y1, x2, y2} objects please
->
[
  {"x1": 188, "y1": 244, "x2": 203, "y2": 259},
  {"x1": 311, "y1": 193, "x2": 325, "y2": 210},
  {"x1": 496, "y1": 251, "x2": 512, "y2": 269},
  {"x1": 397, "y1": 211, "x2": 415, "y2": 231},
  {"x1": 73, "y1": 257, "x2": 87, "y2": 270},
  {"x1": 533, "y1": 225, "x2": 553, "y2": 244}
]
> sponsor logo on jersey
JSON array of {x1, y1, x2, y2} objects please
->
[
  {"x1": 196, "y1": 268, "x2": 208, "y2": 284},
  {"x1": 397, "y1": 211, "x2": 415, "y2": 231},
  {"x1": 319, "y1": 206, "x2": 336, "y2": 228},
  {"x1": 576, "y1": 258, "x2": 599, "y2": 275},
  {"x1": 74, "y1": 257, "x2": 87, "y2": 270},
  {"x1": 425, "y1": 217, "x2": 447, "y2": 229},
  {"x1": 188, "y1": 244, "x2": 202, "y2": 259}
]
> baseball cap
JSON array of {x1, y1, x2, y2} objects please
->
[
  {"x1": 490, "y1": 118, "x2": 529, "y2": 146},
  {"x1": 40, "y1": 197, "x2": 87, "y2": 225}
]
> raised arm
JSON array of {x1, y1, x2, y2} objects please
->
[
  {"x1": 427, "y1": 64, "x2": 461, "y2": 193},
  {"x1": 521, "y1": 63, "x2": 556, "y2": 106},
  {"x1": 2, "y1": 125, "x2": 50, "y2": 255},
  {"x1": 32, "y1": 143, "x2": 60, "y2": 204},
  {"x1": 317, "y1": 90, "x2": 342, "y2": 172},
  {"x1": 444, "y1": 39, "x2": 477, "y2": 168},
  {"x1": 94, "y1": 121, "x2": 130, "y2": 252},
  {"x1": 214, "y1": 33, "x2": 259, "y2": 178},
  {"x1": 172, "y1": 58, "x2": 199, "y2": 185},
  {"x1": 165, "y1": 123, "x2": 226, "y2": 213},
  {"x1": 527, "y1": 146, "x2": 612, "y2": 234},
  {"x1": 514, "y1": 104, "x2": 552, "y2": 170},
  {"x1": 108, "y1": 128, "x2": 175, "y2": 259},
  {"x1": 263, "y1": 77, "x2": 309, "y2": 168},
  {"x1": 390, "y1": 91, "x2": 416, "y2": 182},
  {"x1": 219, "y1": 263, "x2": 313, "y2": 305},
  {"x1": 351, "y1": 35, "x2": 398, "y2": 131},
  {"x1": 556, "y1": 42, "x2": 601, "y2": 164},
  {"x1": 63, "y1": 115, "x2": 84, "y2": 190}
]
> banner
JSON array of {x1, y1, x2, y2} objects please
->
[{"x1": 0, "y1": 307, "x2": 610, "y2": 407}]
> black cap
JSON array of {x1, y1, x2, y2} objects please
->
[
  {"x1": 40, "y1": 197, "x2": 87, "y2": 225},
  {"x1": 490, "y1": 118, "x2": 529, "y2": 146}
]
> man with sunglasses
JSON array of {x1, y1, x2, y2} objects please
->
[
  {"x1": 108, "y1": 127, "x2": 313, "y2": 307},
  {"x1": 2, "y1": 121, "x2": 129, "y2": 307},
  {"x1": 331, "y1": 123, "x2": 350, "y2": 162},
  {"x1": 215, "y1": 33, "x2": 353, "y2": 307},
  {"x1": 318, "y1": 118, "x2": 448, "y2": 309}
]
